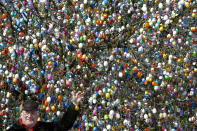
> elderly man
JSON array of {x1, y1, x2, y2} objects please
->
[{"x1": 7, "y1": 91, "x2": 84, "y2": 131}]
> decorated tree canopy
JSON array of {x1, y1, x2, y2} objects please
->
[{"x1": 0, "y1": 0, "x2": 197, "y2": 130}]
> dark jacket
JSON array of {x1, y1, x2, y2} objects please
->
[{"x1": 7, "y1": 103, "x2": 79, "y2": 131}]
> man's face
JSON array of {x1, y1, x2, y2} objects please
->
[{"x1": 20, "y1": 110, "x2": 39, "y2": 128}]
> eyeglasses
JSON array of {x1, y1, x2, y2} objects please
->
[{"x1": 22, "y1": 110, "x2": 38, "y2": 116}]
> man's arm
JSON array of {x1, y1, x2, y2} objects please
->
[
  {"x1": 55, "y1": 91, "x2": 83, "y2": 130},
  {"x1": 56, "y1": 103, "x2": 79, "y2": 130}
]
